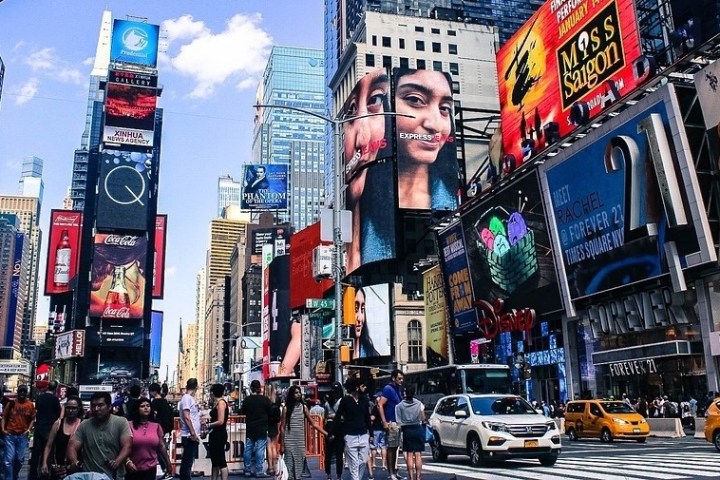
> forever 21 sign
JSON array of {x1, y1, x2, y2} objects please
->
[{"x1": 608, "y1": 358, "x2": 658, "y2": 377}]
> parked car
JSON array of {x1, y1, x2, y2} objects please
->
[
  {"x1": 564, "y1": 399, "x2": 649, "y2": 443},
  {"x1": 703, "y1": 395, "x2": 720, "y2": 451},
  {"x1": 428, "y1": 394, "x2": 561, "y2": 467}
]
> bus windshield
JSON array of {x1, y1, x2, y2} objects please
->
[{"x1": 463, "y1": 368, "x2": 513, "y2": 394}]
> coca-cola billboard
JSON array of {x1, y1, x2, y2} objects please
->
[
  {"x1": 152, "y1": 215, "x2": 167, "y2": 298},
  {"x1": 45, "y1": 210, "x2": 83, "y2": 295},
  {"x1": 89, "y1": 233, "x2": 147, "y2": 320}
]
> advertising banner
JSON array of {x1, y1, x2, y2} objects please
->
[
  {"x1": 150, "y1": 310, "x2": 163, "y2": 368},
  {"x1": 423, "y1": 265, "x2": 450, "y2": 367},
  {"x1": 541, "y1": 84, "x2": 715, "y2": 301},
  {"x1": 45, "y1": 210, "x2": 82, "y2": 295},
  {"x1": 152, "y1": 215, "x2": 167, "y2": 298},
  {"x1": 392, "y1": 68, "x2": 458, "y2": 211},
  {"x1": 6, "y1": 232, "x2": 24, "y2": 346},
  {"x1": 289, "y1": 222, "x2": 333, "y2": 309},
  {"x1": 89, "y1": 234, "x2": 147, "y2": 320},
  {"x1": 110, "y1": 19, "x2": 160, "y2": 68},
  {"x1": 345, "y1": 283, "x2": 391, "y2": 358},
  {"x1": 54, "y1": 330, "x2": 86, "y2": 360},
  {"x1": 461, "y1": 171, "x2": 562, "y2": 328},
  {"x1": 103, "y1": 82, "x2": 157, "y2": 148},
  {"x1": 241, "y1": 164, "x2": 288, "y2": 210},
  {"x1": 268, "y1": 255, "x2": 297, "y2": 377},
  {"x1": 96, "y1": 150, "x2": 154, "y2": 232},
  {"x1": 261, "y1": 244, "x2": 273, "y2": 379},
  {"x1": 497, "y1": 0, "x2": 642, "y2": 171},
  {"x1": 694, "y1": 59, "x2": 720, "y2": 130},
  {"x1": 85, "y1": 324, "x2": 144, "y2": 348},
  {"x1": 437, "y1": 222, "x2": 477, "y2": 334},
  {"x1": 109, "y1": 68, "x2": 158, "y2": 88},
  {"x1": 49, "y1": 294, "x2": 72, "y2": 335}
]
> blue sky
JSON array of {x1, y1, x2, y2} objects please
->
[{"x1": 0, "y1": 1, "x2": 324, "y2": 384}]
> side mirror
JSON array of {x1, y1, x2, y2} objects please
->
[{"x1": 454, "y1": 410, "x2": 468, "y2": 419}]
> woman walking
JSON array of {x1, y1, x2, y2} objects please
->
[
  {"x1": 395, "y1": 387, "x2": 425, "y2": 480},
  {"x1": 41, "y1": 396, "x2": 82, "y2": 480},
  {"x1": 279, "y1": 386, "x2": 328, "y2": 480},
  {"x1": 125, "y1": 397, "x2": 171, "y2": 480},
  {"x1": 265, "y1": 383, "x2": 282, "y2": 476},
  {"x1": 207, "y1": 384, "x2": 229, "y2": 480}
]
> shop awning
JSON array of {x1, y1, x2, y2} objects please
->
[{"x1": 591, "y1": 340, "x2": 697, "y2": 365}]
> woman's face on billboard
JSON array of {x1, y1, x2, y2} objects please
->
[
  {"x1": 395, "y1": 69, "x2": 454, "y2": 164},
  {"x1": 354, "y1": 289, "x2": 366, "y2": 338},
  {"x1": 343, "y1": 69, "x2": 390, "y2": 180}
]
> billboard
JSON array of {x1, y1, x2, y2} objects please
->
[
  {"x1": 96, "y1": 150, "x2": 154, "y2": 232},
  {"x1": 150, "y1": 310, "x2": 163, "y2": 368},
  {"x1": 497, "y1": 0, "x2": 643, "y2": 171},
  {"x1": 289, "y1": 222, "x2": 333, "y2": 309},
  {"x1": 393, "y1": 68, "x2": 459, "y2": 211},
  {"x1": 89, "y1": 233, "x2": 147, "y2": 319},
  {"x1": 694, "y1": 60, "x2": 720, "y2": 130},
  {"x1": 103, "y1": 82, "x2": 157, "y2": 147},
  {"x1": 241, "y1": 164, "x2": 288, "y2": 210},
  {"x1": 461, "y1": 170, "x2": 562, "y2": 323},
  {"x1": 423, "y1": 265, "x2": 449, "y2": 367},
  {"x1": 109, "y1": 68, "x2": 158, "y2": 88},
  {"x1": 6, "y1": 232, "x2": 24, "y2": 346},
  {"x1": 45, "y1": 210, "x2": 82, "y2": 295},
  {"x1": 348, "y1": 283, "x2": 391, "y2": 358},
  {"x1": 54, "y1": 330, "x2": 86, "y2": 360},
  {"x1": 437, "y1": 222, "x2": 477, "y2": 334},
  {"x1": 152, "y1": 215, "x2": 167, "y2": 298},
  {"x1": 110, "y1": 19, "x2": 160, "y2": 68},
  {"x1": 541, "y1": 84, "x2": 715, "y2": 302},
  {"x1": 268, "y1": 255, "x2": 297, "y2": 377}
]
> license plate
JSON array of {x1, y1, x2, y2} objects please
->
[
  {"x1": 524, "y1": 440, "x2": 539, "y2": 448},
  {"x1": 633, "y1": 428, "x2": 640, "y2": 433}
]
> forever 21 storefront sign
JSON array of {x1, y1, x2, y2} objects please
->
[{"x1": 608, "y1": 358, "x2": 658, "y2": 377}]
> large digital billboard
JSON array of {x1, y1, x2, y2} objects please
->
[
  {"x1": 346, "y1": 283, "x2": 391, "y2": 358},
  {"x1": 241, "y1": 164, "x2": 288, "y2": 210},
  {"x1": 103, "y1": 82, "x2": 157, "y2": 147},
  {"x1": 152, "y1": 215, "x2": 167, "y2": 298},
  {"x1": 461, "y1": 170, "x2": 562, "y2": 322},
  {"x1": 289, "y1": 222, "x2": 332, "y2": 309},
  {"x1": 96, "y1": 150, "x2": 154, "y2": 232},
  {"x1": 437, "y1": 222, "x2": 477, "y2": 334},
  {"x1": 45, "y1": 210, "x2": 83, "y2": 295},
  {"x1": 541, "y1": 84, "x2": 715, "y2": 302},
  {"x1": 110, "y1": 19, "x2": 160, "y2": 68},
  {"x1": 423, "y1": 265, "x2": 449, "y2": 367},
  {"x1": 89, "y1": 233, "x2": 147, "y2": 320},
  {"x1": 497, "y1": 0, "x2": 643, "y2": 172},
  {"x1": 393, "y1": 68, "x2": 459, "y2": 211},
  {"x1": 150, "y1": 310, "x2": 163, "y2": 368}
]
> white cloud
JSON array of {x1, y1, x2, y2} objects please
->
[
  {"x1": 23, "y1": 47, "x2": 85, "y2": 86},
  {"x1": 162, "y1": 13, "x2": 272, "y2": 99},
  {"x1": 82, "y1": 56, "x2": 95, "y2": 66},
  {"x1": 14, "y1": 78, "x2": 39, "y2": 105},
  {"x1": 165, "y1": 266, "x2": 178, "y2": 277},
  {"x1": 236, "y1": 77, "x2": 257, "y2": 90}
]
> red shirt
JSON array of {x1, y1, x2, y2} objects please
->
[{"x1": 129, "y1": 421, "x2": 163, "y2": 471}]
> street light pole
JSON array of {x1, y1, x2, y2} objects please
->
[{"x1": 254, "y1": 103, "x2": 413, "y2": 385}]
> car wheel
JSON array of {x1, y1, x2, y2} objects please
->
[
  {"x1": 636, "y1": 437, "x2": 646, "y2": 443},
  {"x1": 539, "y1": 451, "x2": 559, "y2": 466},
  {"x1": 567, "y1": 427, "x2": 578, "y2": 441},
  {"x1": 468, "y1": 434, "x2": 485, "y2": 468},
  {"x1": 431, "y1": 432, "x2": 448, "y2": 462},
  {"x1": 714, "y1": 431, "x2": 720, "y2": 453},
  {"x1": 600, "y1": 428, "x2": 613, "y2": 443}
]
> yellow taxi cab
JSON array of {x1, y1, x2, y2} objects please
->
[
  {"x1": 564, "y1": 399, "x2": 650, "y2": 443},
  {"x1": 703, "y1": 396, "x2": 720, "y2": 451}
]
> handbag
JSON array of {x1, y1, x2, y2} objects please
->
[
  {"x1": 424, "y1": 424, "x2": 434, "y2": 443},
  {"x1": 275, "y1": 455, "x2": 289, "y2": 480}
]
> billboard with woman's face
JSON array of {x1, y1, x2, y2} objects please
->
[
  {"x1": 351, "y1": 283, "x2": 391, "y2": 359},
  {"x1": 393, "y1": 68, "x2": 459, "y2": 211}
]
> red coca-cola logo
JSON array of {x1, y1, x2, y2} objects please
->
[
  {"x1": 474, "y1": 298, "x2": 535, "y2": 340},
  {"x1": 102, "y1": 306, "x2": 131, "y2": 318},
  {"x1": 103, "y1": 235, "x2": 138, "y2": 247}
]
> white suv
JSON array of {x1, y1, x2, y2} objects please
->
[{"x1": 429, "y1": 394, "x2": 561, "y2": 467}]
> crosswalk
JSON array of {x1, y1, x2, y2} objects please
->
[{"x1": 422, "y1": 451, "x2": 720, "y2": 479}]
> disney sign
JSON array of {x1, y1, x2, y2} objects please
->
[{"x1": 475, "y1": 298, "x2": 536, "y2": 342}]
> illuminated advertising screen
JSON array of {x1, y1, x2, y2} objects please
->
[
  {"x1": 86, "y1": 323, "x2": 144, "y2": 347},
  {"x1": 347, "y1": 283, "x2": 391, "y2": 358},
  {"x1": 103, "y1": 82, "x2": 156, "y2": 147},
  {"x1": 541, "y1": 84, "x2": 715, "y2": 301},
  {"x1": 261, "y1": 244, "x2": 273, "y2": 379},
  {"x1": 289, "y1": 222, "x2": 333, "y2": 309},
  {"x1": 241, "y1": 164, "x2": 288, "y2": 210},
  {"x1": 110, "y1": 19, "x2": 160, "y2": 68},
  {"x1": 268, "y1": 255, "x2": 297, "y2": 377},
  {"x1": 54, "y1": 330, "x2": 86, "y2": 360},
  {"x1": 423, "y1": 265, "x2": 449, "y2": 367},
  {"x1": 6, "y1": 232, "x2": 24, "y2": 346},
  {"x1": 152, "y1": 215, "x2": 167, "y2": 298},
  {"x1": 437, "y1": 222, "x2": 477, "y2": 334},
  {"x1": 393, "y1": 68, "x2": 459, "y2": 211},
  {"x1": 96, "y1": 150, "x2": 154, "y2": 232},
  {"x1": 150, "y1": 310, "x2": 163, "y2": 368},
  {"x1": 461, "y1": 171, "x2": 562, "y2": 324},
  {"x1": 45, "y1": 210, "x2": 82, "y2": 295},
  {"x1": 497, "y1": 0, "x2": 642, "y2": 172},
  {"x1": 109, "y1": 68, "x2": 158, "y2": 88},
  {"x1": 89, "y1": 233, "x2": 147, "y2": 320}
]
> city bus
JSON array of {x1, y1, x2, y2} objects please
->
[{"x1": 374, "y1": 364, "x2": 513, "y2": 413}]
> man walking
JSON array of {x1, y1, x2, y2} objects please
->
[
  {"x1": 241, "y1": 379, "x2": 272, "y2": 477},
  {"x1": 66, "y1": 391, "x2": 132, "y2": 479},
  {"x1": 335, "y1": 378, "x2": 372, "y2": 480},
  {"x1": 1, "y1": 385, "x2": 35, "y2": 480},
  {"x1": 377, "y1": 370, "x2": 404, "y2": 480},
  {"x1": 29, "y1": 380, "x2": 60, "y2": 480},
  {"x1": 151, "y1": 382, "x2": 174, "y2": 480},
  {"x1": 179, "y1": 378, "x2": 201, "y2": 480}
]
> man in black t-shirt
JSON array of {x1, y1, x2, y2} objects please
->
[
  {"x1": 150, "y1": 383, "x2": 174, "y2": 480},
  {"x1": 29, "y1": 380, "x2": 60, "y2": 480},
  {"x1": 241, "y1": 380, "x2": 272, "y2": 477}
]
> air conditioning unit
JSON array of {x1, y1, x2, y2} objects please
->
[{"x1": 313, "y1": 246, "x2": 333, "y2": 280}]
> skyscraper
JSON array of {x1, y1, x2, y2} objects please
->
[
  {"x1": 0, "y1": 214, "x2": 28, "y2": 351},
  {"x1": 252, "y1": 46, "x2": 326, "y2": 229},
  {"x1": 18, "y1": 156, "x2": 44, "y2": 212},
  {"x1": 217, "y1": 174, "x2": 241, "y2": 217}
]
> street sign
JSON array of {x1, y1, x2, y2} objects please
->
[
  {"x1": 323, "y1": 339, "x2": 336, "y2": 349},
  {"x1": 342, "y1": 340, "x2": 353, "y2": 348},
  {"x1": 0, "y1": 361, "x2": 30, "y2": 375},
  {"x1": 306, "y1": 298, "x2": 335, "y2": 310}
]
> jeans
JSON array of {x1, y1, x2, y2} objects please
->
[
  {"x1": 180, "y1": 437, "x2": 199, "y2": 480},
  {"x1": 243, "y1": 436, "x2": 267, "y2": 474},
  {"x1": 344, "y1": 434, "x2": 369, "y2": 480},
  {"x1": 4, "y1": 434, "x2": 28, "y2": 480}
]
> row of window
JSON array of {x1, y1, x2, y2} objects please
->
[
  {"x1": 373, "y1": 35, "x2": 459, "y2": 55},
  {"x1": 365, "y1": 55, "x2": 461, "y2": 94}
]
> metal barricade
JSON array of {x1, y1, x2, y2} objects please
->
[{"x1": 306, "y1": 414, "x2": 325, "y2": 470}]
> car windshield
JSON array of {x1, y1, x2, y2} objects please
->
[
  {"x1": 470, "y1": 396, "x2": 538, "y2": 415},
  {"x1": 600, "y1": 402, "x2": 636, "y2": 413}
]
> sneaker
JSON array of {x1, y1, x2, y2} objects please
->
[
  {"x1": 162, "y1": 472, "x2": 174, "y2": 480},
  {"x1": 244, "y1": 472, "x2": 254, "y2": 478}
]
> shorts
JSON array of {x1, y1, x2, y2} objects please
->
[
  {"x1": 387, "y1": 423, "x2": 401, "y2": 448},
  {"x1": 373, "y1": 430, "x2": 387, "y2": 449},
  {"x1": 401, "y1": 424, "x2": 425, "y2": 453}
]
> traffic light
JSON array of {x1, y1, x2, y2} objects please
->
[
  {"x1": 340, "y1": 345, "x2": 351, "y2": 363},
  {"x1": 342, "y1": 286, "x2": 356, "y2": 326}
]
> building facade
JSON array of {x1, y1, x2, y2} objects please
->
[{"x1": 218, "y1": 174, "x2": 242, "y2": 217}]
